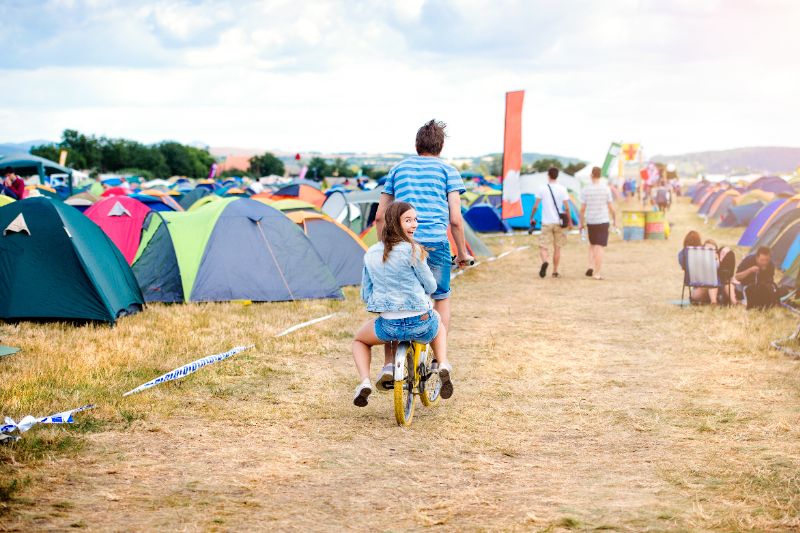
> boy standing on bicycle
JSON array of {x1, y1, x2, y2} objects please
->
[{"x1": 374, "y1": 120, "x2": 473, "y2": 387}]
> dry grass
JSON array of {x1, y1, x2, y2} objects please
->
[{"x1": 1, "y1": 197, "x2": 799, "y2": 531}]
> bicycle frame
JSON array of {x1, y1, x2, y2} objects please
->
[{"x1": 393, "y1": 341, "x2": 423, "y2": 385}]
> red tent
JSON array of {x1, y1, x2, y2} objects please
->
[
  {"x1": 101, "y1": 186, "x2": 130, "y2": 197},
  {"x1": 85, "y1": 196, "x2": 151, "y2": 264}
]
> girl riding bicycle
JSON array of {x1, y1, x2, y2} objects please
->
[{"x1": 352, "y1": 201, "x2": 453, "y2": 407}]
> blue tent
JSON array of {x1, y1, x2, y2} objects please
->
[
  {"x1": 132, "y1": 198, "x2": 343, "y2": 303},
  {"x1": 738, "y1": 198, "x2": 788, "y2": 246},
  {"x1": 505, "y1": 194, "x2": 537, "y2": 229},
  {"x1": 464, "y1": 203, "x2": 511, "y2": 233},
  {"x1": 718, "y1": 201, "x2": 763, "y2": 228}
]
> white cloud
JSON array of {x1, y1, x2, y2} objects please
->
[{"x1": 0, "y1": 0, "x2": 799, "y2": 161}]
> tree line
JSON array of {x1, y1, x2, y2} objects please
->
[
  {"x1": 32, "y1": 129, "x2": 216, "y2": 180},
  {"x1": 478, "y1": 156, "x2": 586, "y2": 177}
]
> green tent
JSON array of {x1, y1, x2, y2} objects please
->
[
  {"x1": 0, "y1": 198, "x2": 144, "y2": 323},
  {"x1": 133, "y1": 198, "x2": 343, "y2": 303}
]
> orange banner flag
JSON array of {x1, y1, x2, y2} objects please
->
[{"x1": 501, "y1": 90, "x2": 524, "y2": 219}]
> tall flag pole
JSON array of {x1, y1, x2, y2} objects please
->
[{"x1": 501, "y1": 90, "x2": 525, "y2": 219}]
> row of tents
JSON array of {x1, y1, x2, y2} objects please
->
[
  {"x1": 1, "y1": 176, "x2": 502, "y2": 323},
  {"x1": 687, "y1": 176, "x2": 800, "y2": 287}
]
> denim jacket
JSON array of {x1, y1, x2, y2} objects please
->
[{"x1": 361, "y1": 241, "x2": 436, "y2": 313}]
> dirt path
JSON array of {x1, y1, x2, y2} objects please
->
[{"x1": 4, "y1": 201, "x2": 800, "y2": 531}]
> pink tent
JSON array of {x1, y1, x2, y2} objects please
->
[{"x1": 85, "y1": 196, "x2": 151, "y2": 264}]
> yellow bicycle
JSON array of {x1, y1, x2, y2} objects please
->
[{"x1": 392, "y1": 340, "x2": 441, "y2": 427}]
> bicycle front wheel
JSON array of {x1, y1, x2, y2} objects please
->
[{"x1": 393, "y1": 342, "x2": 415, "y2": 426}]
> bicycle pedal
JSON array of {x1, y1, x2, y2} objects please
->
[{"x1": 380, "y1": 381, "x2": 394, "y2": 390}]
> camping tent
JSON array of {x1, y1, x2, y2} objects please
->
[
  {"x1": 179, "y1": 187, "x2": 211, "y2": 210},
  {"x1": 719, "y1": 201, "x2": 763, "y2": 228},
  {"x1": 464, "y1": 204, "x2": 511, "y2": 233},
  {"x1": 129, "y1": 193, "x2": 182, "y2": 212},
  {"x1": 698, "y1": 189, "x2": 727, "y2": 216},
  {"x1": 504, "y1": 194, "x2": 537, "y2": 229},
  {"x1": 321, "y1": 190, "x2": 361, "y2": 230},
  {"x1": 520, "y1": 172, "x2": 582, "y2": 195},
  {"x1": 269, "y1": 183, "x2": 327, "y2": 207},
  {"x1": 345, "y1": 186, "x2": 384, "y2": 233},
  {"x1": 188, "y1": 194, "x2": 222, "y2": 211},
  {"x1": 257, "y1": 198, "x2": 320, "y2": 213},
  {"x1": 707, "y1": 190, "x2": 741, "y2": 220},
  {"x1": 132, "y1": 198, "x2": 343, "y2": 303},
  {"x1": 749, "y1": 207, "x2": 800, "y2": 255},
  {"x1": 0, "y1": 197, "x2": 143, "y2": 323},
  {"x1": 286, "y1": 212, "x2": 367, "y2": 286},
  {"x1": 746, "y1": 176, "x2": 794, "y2": 196},
  {"x1": 65, "y1": 192, "x2": 99, "y2": 212},
  {"x1": 738, "y1": 198, "x2": 789, "y2": 246},
  {"x1": 85, "y1": 196, "x2": 151, "y2": 264}
]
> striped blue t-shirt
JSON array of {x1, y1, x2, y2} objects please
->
[{"x1": 383, "y1": 156, "x2": 465, "y2": 243}]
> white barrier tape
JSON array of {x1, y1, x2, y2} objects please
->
[
  {"x1": 275, "y1": 313, "x2": 339, "y2": 337},
  {"x1": 123, "y1": 345, "x2": 254, "y2": 397},
  {"x1": 1, "y1": 404, "x2": 95, "y2": 441}
]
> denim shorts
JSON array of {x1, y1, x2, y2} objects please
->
[
  {"x1": 420, "y1": 240, "x2": 451, "y2": 300},
  {"x1": 374, "y1": 311, "x2": 440, "y2": 344}
]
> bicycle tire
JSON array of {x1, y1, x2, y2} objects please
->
[
  {"x1": 419, "y1": 344, "x2": 441, "y2": 407},
  {"x1": 393, "y1": 342, "x2": 415, "y2": 426}
]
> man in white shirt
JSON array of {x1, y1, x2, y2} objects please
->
[
  {"x1": 579, "y1": 166, "x2": 617, "y2": 280},
  {"x1": 531, "y1": 167, "x2": 572, "y2": 278}
]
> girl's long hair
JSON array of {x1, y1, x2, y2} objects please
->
[
  {"x1": 381, "y1": 201, "x2": 427, "y2": 263},
  {"x1": 683, "y1": 230, "x2": 701, "y2": 248}
]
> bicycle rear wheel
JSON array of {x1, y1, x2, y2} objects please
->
[
  {"x1": 393, "y1": 342, "x2": 415, "y2": 426},
  {"x1": 419, "y1": 344, "x2": 441, "y2": 407}
]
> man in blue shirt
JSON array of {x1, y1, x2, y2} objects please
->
[{"x1": 374, "y1": 120, "x2": 472, "y2": 386}]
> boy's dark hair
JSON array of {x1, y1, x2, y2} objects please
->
[
  {"x1": 756, "y1": 246, "x2": 771, "y2": 257},
  {"x1": 416, "y1": 120, "x2": 447, "y2": 156},
  {"x1": 547, "y1": 167, "x2": 559, "y2": 180},
  {"x1": 2, "y1": 167, "x2": 13, "y2": 175}
]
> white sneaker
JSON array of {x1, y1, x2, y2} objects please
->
[
  {"x1": 353, "y1": 378, "x2": 372, "y2": 407},
  {"x1": 438, "y1": 362, "x2": 453, "y2": 399},
  {"x1": 375, "y1": 364, "x2": 394, "y2": 391}
]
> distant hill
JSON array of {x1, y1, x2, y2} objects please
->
[
  {"x1": 0, "y1": 140, "x2": 52, "y2": 156},
  {"x1": 652, "y1": 147, "x2": 800, "y2": 176}
]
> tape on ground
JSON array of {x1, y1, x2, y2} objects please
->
[
  {"x1": 275, "y1": 313, "x2": 339, "y2": 337},
  {"x1": 1, "y1": 404, "x2": 95, "y2": 442},
  {"x1": 123, "y1": 345, "x2": 254, "y2": 396}
]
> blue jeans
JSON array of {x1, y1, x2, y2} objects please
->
[
  {"x1": 419, "y1": 240, "x2": 451, "y2": 300},
  {"x1": 374, "y1": 311, "x2": 440, "y2": 344}
]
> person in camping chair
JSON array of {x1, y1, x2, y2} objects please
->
[{"x1": 735, "y1": 247, "x2": 777, "y2": 309}]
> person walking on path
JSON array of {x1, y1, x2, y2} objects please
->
[
  {"x1": 531, "y1": 167, "x2": 572, "y2": 278},
  {"x1": 374, "y1": 119, "x2": 473, "y2": 387},
  {"x1": 580, "y1": 166, "x2": 617, "y2": 280}
]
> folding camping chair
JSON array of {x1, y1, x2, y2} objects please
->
[{"x1": 681, "y1": 246, "x2": 719, "y2": 307}]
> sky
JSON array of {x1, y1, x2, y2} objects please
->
[{"x1": 1, "y1": 0, "x2": 799, "y2": 162}]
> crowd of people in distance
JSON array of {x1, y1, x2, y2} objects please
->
[
  {"x1": 678, "y1": 230, "x2": 779, "y2": 309},
  {"x1": 622, "y1": 175, "x2": 680, "y2": 212}
]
